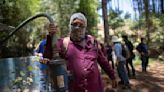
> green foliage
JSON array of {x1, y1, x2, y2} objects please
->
[
  {"x1": 0, "y1": 0, "x2": 40, "y2": 25},
  {"x1": 130, "y1": 14, "x2": 164, "y2": 57},
  {"x1": 158, "y1": 55, "x2": 164, "y2": 61},
  {"x1": 150, "y1": 16, "x2": 164, "y2": 50},
  {"x1": 0, "y1": 0, "x2": 41, "y2": 57},
  {"x1": 40, "y1": 0, "x2": 99, "y2": 36},
  {"x1": 124, "y1": 12, "x2": 131, "y2": 19},
  {"x1": 130, "y1": 19, "x2": 145, "y2": 30},
  {"x1": 42, "y1": 0, "x2": 80, "y2": 37},
  {"x1": 76, "y1": 0, "x2": 99, "y2": 36},
  {"x1": 108, "y1": 10, "x2": 124, "y2": 30},
  {"x1": 0, "y1": 0, "x2": 100, "y2": 57}
]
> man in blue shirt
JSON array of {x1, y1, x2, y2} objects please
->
[
  {"x1": 35, "y1": 39, "x2": 47, "y2": 70},
  {"x1": 136, "y1": 37, "x2": 149, "y2": 72},
  {"x1": 34, "y1": 38, "x2": 49, "y2": 92},
  {"x1": 112, "y1": 36, "x2": 130, "y2": 89}
]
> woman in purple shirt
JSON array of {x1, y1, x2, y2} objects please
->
[{"x1": 43, "y1": 13, "x2": 117, "y2": 92}]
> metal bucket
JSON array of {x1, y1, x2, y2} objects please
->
[{"x1": 0, "y1": 56, "x2": 40, "y2": 92}]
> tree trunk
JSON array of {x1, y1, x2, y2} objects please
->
[
  {"x1": 102, "y1": 0, "x2": 110, "y2": 45},
  {"x1": 137, "y1": 0, "x2": 143, "y2": 17},
  {"x1": 161, "y1": 0, "x2": 164, "y2": 13},
  {"x1": 132, "y1": 0, "x2": 138, "y2": 19},
  {"x1": 152, "y1": 0, "x2": 156, "y2": 13},
  {"x1": 158, "y1": 0, "x2": 160, "y2": 14},
  {"x1": 117, "y1": 0, "x2": 120, "y2": 11},
  {"x1": 143, "y1": 0, "x2": 151, "y2": 47}
]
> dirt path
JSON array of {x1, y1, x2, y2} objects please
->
[{"x1": 102, "y1": 61, "x2": 164, "y2": 92}]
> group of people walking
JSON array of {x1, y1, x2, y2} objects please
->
[{"x1": 105, "y1": 35, "x2": 149, "y2": 89}]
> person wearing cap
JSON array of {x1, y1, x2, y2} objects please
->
[
  {"x1": 42, "y1": 13, "x2": 117, "y2": 92},
  {"x1": 112, "y1": 36, "x2": 131, "y2": 89}
]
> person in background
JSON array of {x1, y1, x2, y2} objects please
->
[
  {"x1": 42, "y1": 12, "x2": 117, "y2": 92},
  {"x1": 34, "y1": 24, "x2": 49, "y2": 92},
  {"x1": 106, "y1": 44, "x2": 115, "y2": 69},
  {"x1": 112, "y1": 35, "x2": 131, "y2": 89},
  {"x1": 122, "y1": 35, "x2": 136, "y2": 78},
  {"x1": 136, "y1": 37, "x2": 149, "y2": 72}
]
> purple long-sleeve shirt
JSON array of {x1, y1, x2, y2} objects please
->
[{"x1": 44, "y1": 35, "x2": 115, "y2": 92}]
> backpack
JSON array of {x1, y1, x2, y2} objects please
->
[
  {"x1": 106, "y1": 45, "x2": 113, "y2": 61},
  {"x1": 126, "y1": 41, "x2": 135, "y2": 59},
  {"x1": 121, "y1": 43, "x2": 130, "y2": 58}
]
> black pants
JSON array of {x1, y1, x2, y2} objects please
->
[
  {"x1": 108, "y1": 56, "x2": 114, "y2": 69},
  {"x1": 141, "y1": 56, "x2": 149, "y2": 72},
  {"x1": 126, "y1": 58, "x2": 136, "y2": 76}
]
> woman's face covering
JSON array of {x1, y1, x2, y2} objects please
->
[{"x1": 70, "y1": 19, "x2": 86, "y2": 42}]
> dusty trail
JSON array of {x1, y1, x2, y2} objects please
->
[{"x1": 103, "y1": 61, "x2": 164, "y2": 92}]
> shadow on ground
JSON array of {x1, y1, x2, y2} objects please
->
[{"x1": 102, "y1": 62, "x2": 164, "y2": 92}]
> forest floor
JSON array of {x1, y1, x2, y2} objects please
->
[{"x1": 102, "y1": 60, "x2": 164, "y2": 92}]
